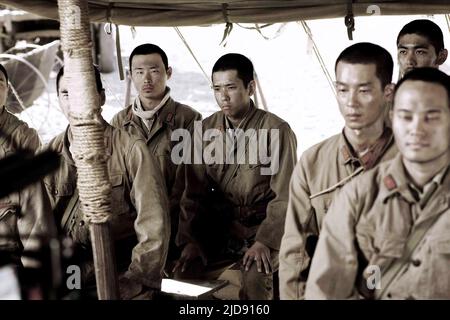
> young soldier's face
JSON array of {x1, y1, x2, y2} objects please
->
[
  {"x1": 393, "y1": 80, "x2": 450, "y2": 165},
  {"x1": 131, "y1": 53, "x2": 171, "y2": 103},
  {"x1": 397, "y1": 34, "x2": 441, "y2": 78},
  {"x1": 212, "y1": 69, "x2": 255, "y2": 121},
  {"x1": 0, "y1": 71, "x2": 8, "y2": 107},
  {"x1": 335, "y1": 62, "x2": 387, "y2": 130}
]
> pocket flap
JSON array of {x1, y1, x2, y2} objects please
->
[
  {"x1": 50, "y1": 183, "x2": 74, "y2": 197},
  {"x1": 432, "y1": 236, "x2": 450, "y2": 254},
  {"x1": 0, "y1": 203, "x2": 17, "y2": 220},
  {"x1": 110, "y1": 174, "x2": 123, "y2": 187},
  {"x1": 374, "y1": 237, "x2": 405, "y2": 258}
]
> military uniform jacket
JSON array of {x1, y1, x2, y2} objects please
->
[
  {"x1": 0, "y1": 106, "x2": 41, "y2": 153},
  {"x1": 111, "y1": 97, "x2": 201, "y2": 248},
  {"x1": 0, "y1": 106, "x2": 48, "y2": 265},
  {"x1": 305, "y1": 154, "x2": 450, "y2": 299},
  {"x1": 178, "y1": 102, "x2": 297, "y2": 253},
  {"x1": 279, "y1": 127, "x2": 397, "y2": 299},
  {"x1": 44, "y1": 123, "x2": 170, "y2": 289}
]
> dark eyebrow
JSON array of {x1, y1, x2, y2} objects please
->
[
  {"x1": 395, "y1": 108, "x2": 412, "y2": 112},
  {"x1": 335, "y1": 81, "x2": 372, "y2": 86},
  {"x1": 397, "y1": 45, "x2": 429, "y2": 50}
]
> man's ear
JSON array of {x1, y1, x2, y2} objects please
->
[
  {"x1": 384, "y1": 83, "x2": 395, "y2": 103},
  {"x1": 100, "y1": 90, "x2": 106, "y2": 106},
  {"x1": 166, "y1": 66, "x2": 172, "y2": 80},
  {"x1": 248, "y1": 80, "x2": 256, "y2": 96},
  {"x1": 436, "y1": 49, "x2": 448, "y2": 66}
]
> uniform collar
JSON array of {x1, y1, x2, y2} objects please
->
[
  {"x1": 380, "y1": 154, "x2": 450, "y2": 205},
  {"x1": 220, "y1": 100, "x2": 258, "y2": 132},
  {"x1": 339, "y1": 126, "x2": 394, "y2": 170},
  {"x1": 124, "y1": 95, "x2": 176, "y2": 129}
]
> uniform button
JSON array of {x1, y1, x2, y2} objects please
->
[
  {"x1": 79, "y1": 220, "x2": 85, "y2": 226},
  {"x1": 373, "y1": 247, "x2": 380, "y2": 254},
  {"x1": 411, "y1": 259, "x2": 421, "y2": 267},
  {"x1": 387, "y1": 293, "x2": 392, "y2": 298},
  {"x1": 54, "y1": 190, "x2": 58, "y2": 195}
]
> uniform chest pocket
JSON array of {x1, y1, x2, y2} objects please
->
[
  {"x1": 356, "y1": 224, "x2": 405, "y2": 263},
  {"x1": 0, "y1": 203, "x2": 17, "y2": 221},
  {"x1": 0, "y1": 203, "x2": 19, "y2": 248},
  {"x1": 109, "y1": 174, "x2": 129, "y2": 216}
]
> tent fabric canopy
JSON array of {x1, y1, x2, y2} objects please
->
[{"x1": 1, "y1": 0, "x2": 449, "y2": 26}]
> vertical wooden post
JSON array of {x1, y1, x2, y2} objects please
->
[{"x1": 57, "y1": 0, "x2": 119, "y2": 299}]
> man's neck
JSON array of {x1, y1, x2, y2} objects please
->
[
  {"x1": 344, "y1": 118, "x2": 384, "y2": 153},
  {"x1": 140, "y1": 96, "x2": 163, "y2": 111},
  {"x1": 226, "y1": 103, "x2": 251, "y2": 128},
  {"x1": 403, "y1": 151, "x2": 450, "y2": 188}
]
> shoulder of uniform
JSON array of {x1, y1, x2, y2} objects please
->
[
  {"x1": 257, "y1": 109, "x2": 290, "y2": 128},
  {"x1": 170, "y1": 101, "x2": 202, "y2": 127},
  {"x1": 4, "y1": 110, "x2": 33, "y2": 132},
  {"x1": 111, "y1": 125, "x2": 145, "y2": 150},
  {"x1": 173, "y1": 101, "x2": 201, "y2": 117},
  {"x1": 300, "y1": 133, "x2": 341, "y2": 162},
  {"x1": 202, "y1": 111, "x2": 221, "y2": 127},
  {"x1": 111, "y1": 105, "x2": 133, "y2": 126},
  {"x1": 45, "y1": 132, "x2": 65, "y2": 153}
]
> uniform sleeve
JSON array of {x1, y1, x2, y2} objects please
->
[
  {"x1": 176, "y1": 118, "x2": 208, "y2": 250},
  {"x1": 255, "y1": 122, "x2": 297, "y2": 250},
  {"x1": 15, "y1": 125, "x2": 41, "y2": 153},
  {"x1": 279, "y1": 156, "x2": 318, "y2": 299},
  {"x1": 304, "y1": 181, "x2": 360, "y2": 299},
  {"x1": 169, "y1": 112, "x2": 203, "y2": 244},
  {"x1": 110, "y1": 113, "x2": 120, "y2": 128},
  {"x1": 18, "y1": 180, "x2": 54, "y2": 268},
  {"x1": 124, "y1": 139, "x2": 170, "y2": 289}
]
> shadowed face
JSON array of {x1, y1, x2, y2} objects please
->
[{"x1": 393, "y1": 80, "x2": 450, "y2": 165}]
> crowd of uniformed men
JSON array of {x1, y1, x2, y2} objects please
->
[{"x1": 0, "y1": 19, "x2": 449, "y2": 300}]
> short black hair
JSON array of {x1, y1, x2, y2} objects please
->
[
  {"x1": 397, "y1": 19, "x2": 445, "y2": 54},
  {"x1": 0, "y1": 64, "x2": 8, "y2": 83},
  {"x1": 394, "y1": 67, "x2": 450, "y2": 108},
  {"x1": 56, "y1": 65, "x2": 103, "y2": 94},
  {"x1": 335, "y1": 42, "x2": 393, "y2": 88},
  {"x1": 129, "y1": 43, "x2": 168, "y2": 71},
  {"x1": 212, "y1": 53, "x2": 254, "y2": 88}
]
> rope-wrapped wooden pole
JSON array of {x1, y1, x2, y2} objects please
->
[{"x1": 57, "y1": 0, "x2": 119, "y2": 299}]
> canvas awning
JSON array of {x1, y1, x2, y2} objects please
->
[{"x1": 0, "y1": 1, "x2": 449, "y2": 26}]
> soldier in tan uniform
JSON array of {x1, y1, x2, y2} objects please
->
[
  {"x1": 0, "y1": 64, "x2": 50, "y2": 270},
  {"x1": 305, "y1": 67, "x2": 450, "y2": 299},
  {"x1": 44, "y1": 65, "x2": 170, "y2": 299},
  {"x1": 174, "y1": 53, "x2": 297, "y2": 300},
  {"x1": 279, "y1": 43, "x2": 398, "y2": 299},
  {"x1": 110, "y1": 44, "x2": 201, "y2": 265}
]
